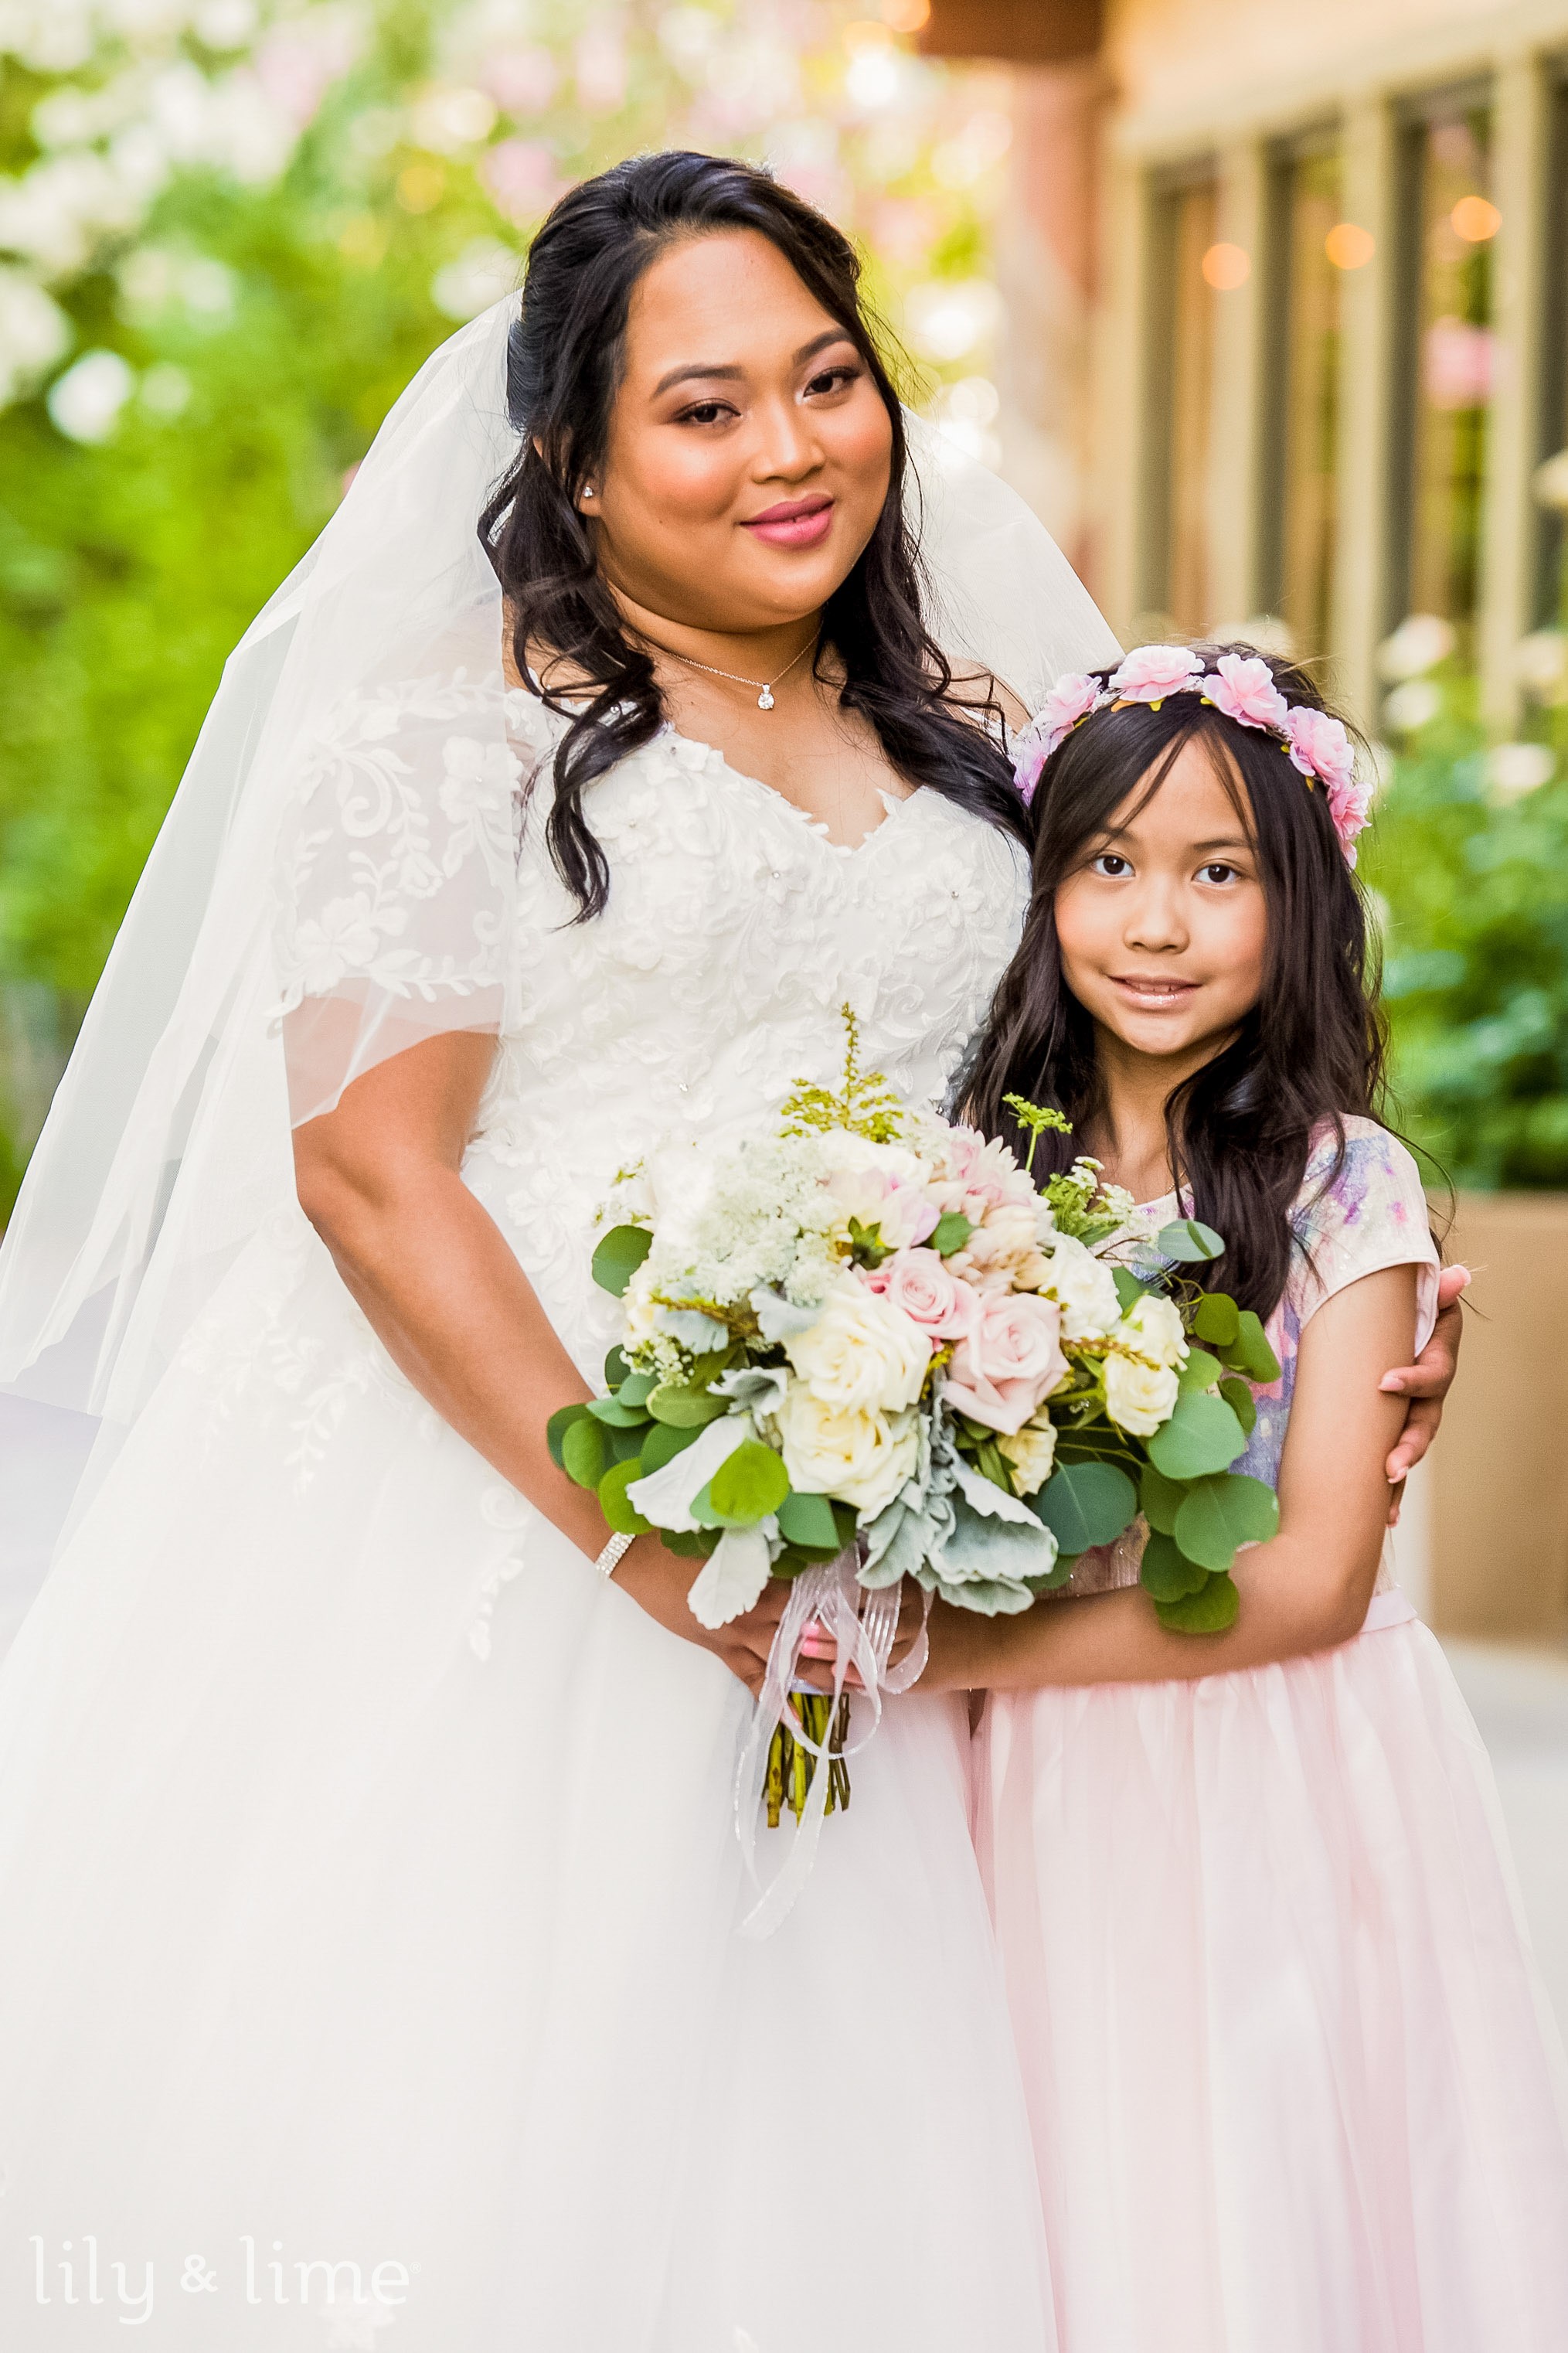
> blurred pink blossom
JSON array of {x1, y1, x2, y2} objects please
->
[
  {"x1": 481, "y1": 48, "x2": 559, "y2": 116},
  {"x1": 481, "y1": 139, "x2": 563, "y2": 223}
]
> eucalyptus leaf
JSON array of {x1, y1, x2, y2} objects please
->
[
  {"x1": 639, "y1": 1420, "x2": 703, "y2": 1473},
  {"x1": 1138, "y1": 1530, "x2": 1210, "y2": 1602},
  {"x1": 830, "y1": 1500, "x2": 860, "y2": 1548},
  {"x1": 1173, "y1": 1473, "x2": 1278, "y2": 1571},
  {"x1": 1146, "y1": 1390, "x2": 1247, "y2": 1481},
  {"x1": 1036, "y1": 1461, "x2": 1138, "y2": 1553},
  {"x1": 659, "y1": 1529, "x2": 717, "y2": 1559},
  {"x1": 561, "y1": 1415, "x2": 607, "y2": 1489},
  {"x1": 647, "y1": 1381, "x2": 730, "y2": 1428},
  {"x1": 1192, "y1": 1292, "x2": 1240, "y2": 1347},
  {"x1": 597, "y1": 1458, "x2": 651, "y2": 1537},
  {"x1": 618, "y1": 1371, "x2": 658, "y2": 1408},
  {"x1": 1155, "y1": 1571, "x2": 1240, "y2": 1633},
  {"x1": 1111, "y1": 1265, "x2": 1151, "y2": 1313},
  {"x1": 607, "y1": 1422, "x2": 647, "y2": 1465},
  {"x1": 708, "y1": 1440, "x2": 790, "y2": 1526},
  {"x1": 930, "y1": 1211, "x2": 974, "y2": 1256},
  {"x1": 590, "y1": 1222, "x2": 653, "y2": 1297},
  {"x1": 603, "y1": 1345, "x2": 631, "y2": 1388},
  {"x1": 1025, "y1": 1554, "x2": 1077, "y2": 1592},
  {"x1": 1218, "y1": 1376, "x2": 1257, "y2": 1435},
  {"x1": 1138, "y1": 1461, "x2": 1185, "y2": 1536},
  {"x1": 1157, "y1": 1217, "x2": 1226, "y2": 1263},
  {"x1": 1232, "y1": 1309, "x2": 1282, "y2": 1384},
  {"x1": 1177, "y1": 1347, "x2": 1223, "y2": 1393},
  {"x1": 777, "y1": 1490, "x2": 839, "y2": 1551},
  {"x1": 546, "y1": 1401, "x2": 591, "y2": 1472},
  {"x1": 586, "y1": 1394, "x2": 649, "y2": 1428}
]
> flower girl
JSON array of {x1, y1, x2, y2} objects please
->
[{"x1": 936, "y1": 645, "x2": 1568, "y2": 2353}]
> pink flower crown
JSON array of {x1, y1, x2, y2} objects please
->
[{"x1": 1011, "y1": 645, "x2": 1370, "y2": 865}]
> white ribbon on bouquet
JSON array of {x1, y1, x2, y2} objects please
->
[{"x1": 733, "y1": 1554, "x2": 931, "y2": 1940}]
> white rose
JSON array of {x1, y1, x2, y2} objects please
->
[
  {"x1": 784, "y1": 1275, "x2": 931, "y2": 1413},
  {"x1": 1114, "y1": 1290, "x2": 1189, "y2": 1370},
  {"x1": 1039, "y1": 1233, "x2": 1121, "y2": 1341},
  {"x1": 775, "y1": 1388, "x2": 920, "y2": 1518},
  {"x1": 997, "y1": 1416, "x2": 1057, "y2": 1497},
  {"x1": 1103, "y1": 1354, "x2": 1180, "y2": 1437}
]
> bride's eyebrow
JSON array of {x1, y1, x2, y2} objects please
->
[{"x1": 651, "y1": 331, "x2": 853, "y2": 400}]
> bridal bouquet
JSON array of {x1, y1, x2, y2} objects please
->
[{"x1": 552, "y1": 1014, "x2": 1280, "y2": 1853}]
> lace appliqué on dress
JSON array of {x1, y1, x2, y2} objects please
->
[{"x1": 270, "y1": 670, "x2": 529, "y2": 1022}]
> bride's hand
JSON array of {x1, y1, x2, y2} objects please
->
[{"x1": 614, "y1": 1534, "x2": 790, "y2": 1696}]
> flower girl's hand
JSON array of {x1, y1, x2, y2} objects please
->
[
  {"x1": 614, "y1": 1535, "x2": 790, "y2": 1695},
  {"x1": 1379, "y1": 1264, "x2": 1470, "y2": 1520}
]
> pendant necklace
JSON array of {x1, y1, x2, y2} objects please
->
[{"x1": 663, "y1": 635, "x2": 815, "y2": 711}]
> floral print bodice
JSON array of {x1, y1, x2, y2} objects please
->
[{"x1": 1134, "y1": 1120, "x2": 1437, "y2": 1490}]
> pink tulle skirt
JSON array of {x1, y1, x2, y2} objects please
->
[{"x1": 974, "y1": 1597, "x2": 1568, "y2": 2353}]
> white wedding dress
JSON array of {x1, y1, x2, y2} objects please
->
[{"x1": 0, "y1": 691, "x2": 1058, "y2": 2351}]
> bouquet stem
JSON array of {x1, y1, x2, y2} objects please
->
[{"x1": 764, "y1": 1692, "x2": 852, "y2": 1828}]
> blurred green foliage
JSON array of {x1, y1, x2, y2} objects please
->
[{"x1": 1365, "y1": 718, "x2": 1568, "y2": 1190}]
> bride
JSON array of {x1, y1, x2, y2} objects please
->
[{"x1": 0, "y1": 153, "x2": 1117, "y2": 2351}]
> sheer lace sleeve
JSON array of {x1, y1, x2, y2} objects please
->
[{"x1": 270, "y1": 673, "x2": 556, "y2": 1122}]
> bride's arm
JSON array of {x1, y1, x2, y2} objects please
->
[
  {"x1": 923, "y1": 1263, "x2": 1417, "y2": 1692},
  {"x1": 291, "y1": 1028, "x2": 786, "y2": 1691}
]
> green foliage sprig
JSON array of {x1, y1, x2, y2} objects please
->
[{"x1": 779, "y1": 1004, "x2": 906, "y2": 1146}]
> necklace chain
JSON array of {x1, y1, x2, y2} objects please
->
[{"x1": 662, "y1": 635, "x2": 815, "y2": 711}]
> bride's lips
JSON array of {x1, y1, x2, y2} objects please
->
[{"x1": 741, "y1": 495, "x2": 835, "y2": 550}]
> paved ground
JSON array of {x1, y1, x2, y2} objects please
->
[{"x1": 1443, "y1": 1637, "x2": 1568, "y2": 2037}]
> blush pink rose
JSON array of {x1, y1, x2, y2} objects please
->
[
  {"x1": 1109, "y1": 644, "x2": 1204, "y2": 703},
  {"x1": 1206, "y1": 652, "x2": 1290, "y2": 734},
  {"x1": 865, "y1": 1248, "x2": 981, "y2": 1340},
  {"x1": 945, "y1": 1292, "x2": 1069, "y2": 1435}
]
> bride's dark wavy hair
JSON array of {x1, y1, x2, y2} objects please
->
[
  {"x1": 478, "y1": 148, "x2": 1025, "y2": 920},
  {"x1": 965, "y1": 645, "x2": 1388, "y2": 1321}
]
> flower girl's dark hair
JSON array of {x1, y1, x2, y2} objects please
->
[
  {"x1": 478, "y1": 148, "x2": 1025, "y2": 921},
  {"x1": 964, "y1": 645, "x2": 1388, "y2": 1321}
]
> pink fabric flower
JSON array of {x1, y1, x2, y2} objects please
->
[
  {"x1": 1012, "y1": 672, "x2": 1104, "y2": 804},
  {"x1": 945, "y1": 1292, "x2": 1069, "y2": 1435},
  {"x1": 1206, "y1": 652, "x2": 1290, "y2": 734},
  {"x1": 865, "y1": 1248, "x2": 980, "y2": 1340},
  {"x1": 1284, "y1": 706, "x2": 1367, "y2": 860},
  {"x1": 1108, "y1": 645, "x2": 1205, "y2": 703}
]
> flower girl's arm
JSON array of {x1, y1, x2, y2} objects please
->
[
  {"x1": 291, "y1": 1029, "x2": 786, "y2": 1690},
  {"x1": 926, "y1": 1263, "x2": 1418, "y2": 1692}
]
